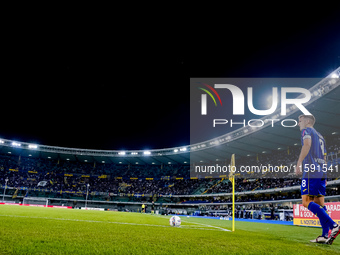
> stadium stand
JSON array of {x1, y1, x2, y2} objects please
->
[
  {"x1": 1, "y1": 134, "x2": 339, "y2": 218},
  {"x1": 1, "y1": 68, "x2": 339, "y2": 218}
]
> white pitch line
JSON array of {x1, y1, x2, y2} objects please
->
[
  {"x1": 188, "y1": 221, "x2": 230, "y2": 232},
  {"x1": 0, "y1": 214, "x2": 228, "y2": 232},
  {"x1": 151, "y1": 214, "x2": 231, "y2": 232}
]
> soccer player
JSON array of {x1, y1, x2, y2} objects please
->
[
  {"x1": 151, "y1": 201, "x2": 155, "y2": 215},
  {"x1": 295, "y1": 115, "x2": 339, "y2": 245}
]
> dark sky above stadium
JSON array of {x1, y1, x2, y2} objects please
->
[{"x1": 1, "y1": 7, "x2": 339, "y2": 150}]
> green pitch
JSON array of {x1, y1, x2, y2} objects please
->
[{"x1": 0, "y1": 205, "x2": 339, "y2": 254}]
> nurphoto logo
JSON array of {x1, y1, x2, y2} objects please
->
[
  {"x1": 195, "y1": 79, "x2": 313, "y2": 129},
  {"x1": 200, "y1": 84, "x2": 311, "y2": 116}
]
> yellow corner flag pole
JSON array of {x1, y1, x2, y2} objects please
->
[{"x1": 228, "y1": 154, "x2": 235, "y2": 232}]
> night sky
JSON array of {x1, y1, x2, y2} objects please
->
[{"x1": 1, "y1": 8, "x2": 339, "y2": 150}]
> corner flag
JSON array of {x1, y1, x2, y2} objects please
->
[{"x1": 228, "y1": 154, "x2": 235, "y2": 232}]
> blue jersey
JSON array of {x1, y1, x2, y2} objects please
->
[{"x1": 301, "y1": 127, "x2": 327, "y2": 179}]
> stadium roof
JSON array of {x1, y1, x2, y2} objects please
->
[{"x1": 0, "y1": 68, "x2": 339, "y2": 165}]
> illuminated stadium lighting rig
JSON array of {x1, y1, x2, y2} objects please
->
[
  {"x1": 12, "y1": 142, "x2": 21, "y2": 147},
  {"x1": 28, "y1": 144, "x2": 38, "y2": 149},
  {"x1": 330, "y1": 70, "x2": 339, "y2": 79}
]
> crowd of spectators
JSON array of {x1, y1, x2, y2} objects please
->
[
  {"x1": 0, "y1": 154, "x2": 198, "y2": 195},
  {"x1": 0, "y1": 135, "x2": 339, "y2": 201}
]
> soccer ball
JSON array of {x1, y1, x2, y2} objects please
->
[{"x1": 169, "y1": 216, "x2": 181, "y2": 227}]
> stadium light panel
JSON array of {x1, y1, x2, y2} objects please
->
[
  {"x1": 180, "y1": 147, "x2": 187, "y2": 151},
  {"x1": 0, "y1": 140, "x2": 4, "y2": 144},
  {"x1": 28, "y1": 144, "x2": 38, "y2": 149},
  {"x1": 12, "y1": 142, "x2": 21, "y2": 147},
  {"x1": 144, "y1": 151, "x2": 151, "y2": 155},
  {"x1": 331, "y1": 72, "x2": 339, "y2": 78},
  {"x1": 173, "y1": 149, "x2": 178, "y2": 153},
  {"x1": 118, "y1": 151, "x2": 126, "y2": 155}
]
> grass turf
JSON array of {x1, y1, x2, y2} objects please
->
[{"x1": 0, "y1": 205, "x2": 339, "y2": 254}]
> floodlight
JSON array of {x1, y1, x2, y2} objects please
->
[
  {"x1": 12, "y1": 142, "x2": 21, "y2": 147},
  {"x1": 331, "y1": 72, "x2": 339, "y2": 78},
  {"x1": 144, "y1": 151, "x2": 151, "y2": 155},
  {"x1": 28, "y1": 144, "x2": 38, "y2": 149}
]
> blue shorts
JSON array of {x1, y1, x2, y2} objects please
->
[{"x1": 301, "y1": 178, "x2": 326, "y2": 196}]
